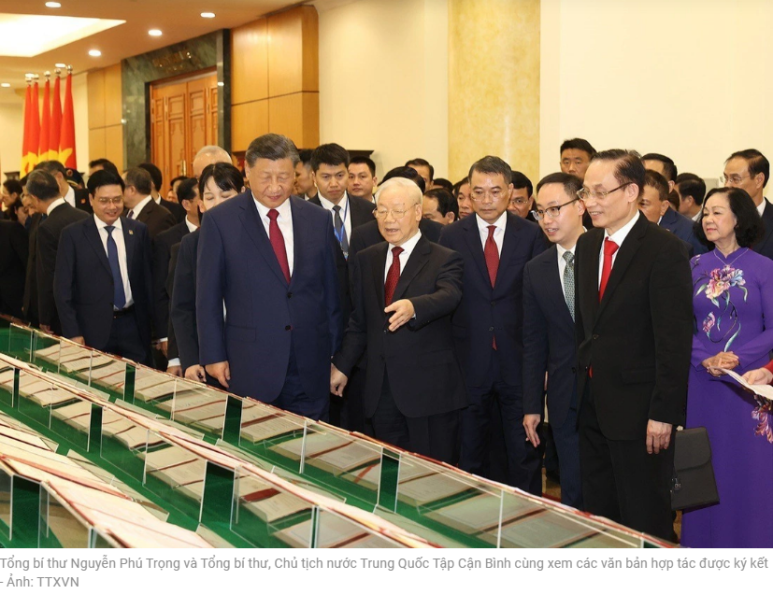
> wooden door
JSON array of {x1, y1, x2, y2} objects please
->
[{"x1": 150, "y1": 70, "x2": 218, "y2": 195}]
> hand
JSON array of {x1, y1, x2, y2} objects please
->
[
  {"x1": 702, "y1": 351, "x2": 739, "y2": 376},
  {"x1": 742, "y1": 367, "x2": 773, "y2": 386},
  {"x1": 40, "y1": 324, "x2": 52, "y2": 333},
  {"x1": 184, "y1": 365, "x2": 207, "y2": 383},
  {"x1": 167, "y1": 365, "x2": 182, "y2": 377},
  {"x1": 384, "y1": 299, "x2": 415, "y2": 332},
  {"x1": 155, "y1": 341, "x2": 168, "y2": 357},
  {"x1": 330, "y1": 363, "x2": 348, "y2": 397},
  {"x1": 205, "y1": 361, "x2": 230, "y2": 389},
  {"x1": 70, "y1": 336, "x2": 85, "y2": 346},
  {"x1": 523, "y1": 414, "x2": 541, "y2": 447},
  {"x1": 646, "y1": 420, "x2": 673, "y2": 454}
]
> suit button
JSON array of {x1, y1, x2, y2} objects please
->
[
  {"x1": 285, "y1": 325, "x2": 292, "y2": 331},
  {"x1": 287, "y1": 292, "x2": 292, "y2": 298},
  {"x1": 592, "y1": 334, "x2": 599, "y2": 340},
  {"x1": 571, "y1": 367, "x2": 576, "y2": 374},
  {"x1": 584, "y1": 366, "x2": 590, "y2": 371},
  {"x1": 488, "y1": 326, "x2": 494, "y2": 332}
]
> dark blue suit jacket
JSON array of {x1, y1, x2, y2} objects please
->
[
  {"x1": 171, "y1": 229, "x2": 199, "y2": 372},
  {"x1": 439, "y1": 212, "x2": 546, "y2": 390},
  {"x1": 753, "y1": 200, "x2": 773, "y2": 260},
  {"x1": 658, "y1": 207, "x2": 706, "y2": 256},
  {"x1": 54, "y1": 216, "x2": 152, "y2": 352},
  {"x1": 197, "y1": 193, "x2": 342, "y2": 408},
  {"x1": 522, "y1": 245, "x2": 577, "y2": 428}
]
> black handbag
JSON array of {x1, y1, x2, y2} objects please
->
[{"x1": 670, "y1": 427, "x2": 720, "y2": 511}]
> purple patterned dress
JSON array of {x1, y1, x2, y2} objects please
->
[{"x1": 682, "y1": 247, "x2": 773, "y2": 548}]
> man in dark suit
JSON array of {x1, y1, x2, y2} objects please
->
[
  {"x1": 439, "y1": 156, "x2": 545, "y2": 494},
  {"x1": 122, "y1": 167, "x2": 176, "y2": 239},
  {"x1": 29, "y1": 170, "x2": 90, "y2": 335},
  {"x1": 152, "y1": 178, "x2": 200, "y2": 375},
  {"x1": 197, "y1": 134, "x2": 341, "y2": 420},
  {"x1": 331, "y1": 177, "x2": 466, "y2": 463},
  {"x1": 139, "y1": 162, "x2": 186, "y2": 223},
  {"x1": 54, "y1": 170, "x2": 153, "y2": 363},
  {"x1": 34, "y1": 160, "x2": 91, "y2": 214},
  {"x1": 22, "y1": 200, "x2": 43, "y2": 325},
  {"x1": 575, "y1": 149, "x2": 692, "y2": 541},
  {"x1": 722, "y1": 149, "x2": 773, "y2": 259},
  {"x1": 522, "y1": 173, "x2": 586, "y2": 509},
  {"x1": 0, "y1": 219, "x2": 28, "y2": 319},
  {"x1": 639, "y1": 170, "x2": 706, "y2": 256}
]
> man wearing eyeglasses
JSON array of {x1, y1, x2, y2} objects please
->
[
  {"x1": 54, "y1": 170, "x2": 153, "y2": 364},
  {"x1": 439, "y1": 156, "x2": 546, "y2": 493},
  {"x1": 574, "y1": 149, "x2": 692, "y2": 541},
  {"x1": 330, "y1": 177, "x2": 466, "y2": 463},
  {"x1": 722, "y1": 149, "x2": 773, "y2": 260},
  {"x1": 505, "y1": 171, "x2": 536, "y2": 221},
  {"x1": 522, "y1": 172, "x2": 586, "y2": 509}
]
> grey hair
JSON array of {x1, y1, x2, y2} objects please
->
[
  {"x1": 374, "y1": 177, "x2": 422, "y2": 206},
  {"x1": 245, "y1": 134, "x2": 300, "y2": 167},
  {"x1": 194, "y1": 145, "x2": 231, "y2": 161}
]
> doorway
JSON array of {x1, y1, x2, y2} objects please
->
[{"x1": 150, "y1": 69, "x2": 219, "y2": 193}]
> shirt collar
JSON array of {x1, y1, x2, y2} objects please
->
[
  {"x1": 94, "y1": 214, "x2": 123, "y2": 231},
  {"x1": 185, "y1": 216, "x2": 198, "y2": 233},
  {"x1": 389, "y1": 230, "x2": 422, "y2": 256},
  {"x1": 46, "y1": 197, "x2": 67, "y2": 215},
  {"x1": 64, "y1": 185, "x2": 75, "y2": 206},
  {"x1": 758, "y1": 199, "x2": 767, "y2": 217},
  {"x1": 253, "y1": 194, "x2": 292, "y2": 220},
  {"x1": 556, "y1": 242, "x2": 577, "y2": 260},
  {"x1": 131, "y1": 195, "x2": 154, "y2": 217},
  {"x1": 475, "y1": 210, "x2": 508, "y2": 234},
  {"x1": 153, "y1": 194, "x2": 162, "y2": 205},
  {"x1": 318, "y1": 192, "x2": 348, "y2": 212},
  {"x1": 604, "y1": 211, "x2": 641, "y2": 246}
]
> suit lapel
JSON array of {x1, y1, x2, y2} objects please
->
[
  {"x1": 371, "y1": 243, "x2": 389, "y2": 311},
  {"x1": 289, "y1": 197, "x2": 304, "y2": 288},
  {"x1": 596, "y1": 214, "x2": 647, "y2": 320},
  {"x1": 463, "y1": 215, "x2": 492, "y2": 288},
  {"x1": 82, "y1": 218, "x2": 112, "y2": 276},
  {"x1": 544, "y1": 246, "x2": 574, "y2": 326},
  {"x1": 122, "y1": 220, "x2": 136, "y2": 275},
  {"x1": 496, "y1": 213, "x2": 522, "y2": 292},
  {"x1": 239, "y1": 194, "x2": 289, "y2": 287},
  {"x1": 392, "y1": 235, "x2": 430, "y2": 303},
  {"x1": 757, "y1": 200, "x2": 773, "y2": 253},
  {"x1": 580, "y1": 230, "x2": 603, "y2": 327}
]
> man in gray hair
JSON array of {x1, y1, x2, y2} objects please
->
[
  {"x1": 197, "y1": 133, "x2": 342, "y2": 421},
  {"x1": 192, "y1": 145, "x2": 232, "y2": 179}
]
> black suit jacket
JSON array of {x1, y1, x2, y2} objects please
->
[
  {"x1": 54, "y1": 216, "x2": 153, "y2": 353},
  {"x1": 575, "y1": 213, "x2": 693, "y2": 440},
  {"x1": 166, "y1": 243, "x2": 181, "y2": 363},
  {"x1": 333, "y1": 235, "x2": 467, "y2": 418},
  {"x1": 36, "y1": 202, "x2": 90, "y2": 332},
  {"x1": 522, "y1": 245, "x2": 577, "y2": 428},
  {"x1": 73, "y1": 188, "x2": 92, "y2": 213},
  {"x1": 22, "y1": 213, "x2": 43, "y2": 324},
  {"x1": 152, "y1": 221, "x2": 191, "y2": 340},
  {"x1": 438, "y1": 213, "x2": 546, "y2": 389},
  {"x1": 349, "y1": 218, "x2": 443, "y2": 261},
  {"x1": 658, "y1": 207, "x2": 706, "y2": 256},
  {"x1": 160, "y1": 198, "x2": 186, "y2": 224},
  {"x1": 753, "y1": 200, "x2": 773, "y2": 260},
  {"x1": 0, "y1": 221, "x2": 28, "y2": 318},
  {"x1": 125, "y1": 199, "x2": 176, "y2": 239},
  {"x1": 171, "y1": 230, "x2": 199, "y2": 371}
]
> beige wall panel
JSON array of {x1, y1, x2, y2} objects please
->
[
  {"x1": 268, "y1": 92, "x2": 319, "y2": 150},
  {"x1": 231, "y1": 18, "x2": 269, "y2": 104},
  {"x1": 301, "y1": 92, "x2": 320, "y2": 149},
  {"x1": 87, "y1": 69, "x2": 105, "y2": 130},
  {"x1": 104, "y1": 125, "x2": 124, "y2": 170},
  {"x1": 232, "y1": 100, "x2": 269, "y2": 153},
  {"x1": 88, "y1": 127, "x2": 106, "y2": 163},
  {"x1": 267, "y1": 8, "x2": 304, "y2": 97},
  {"x1": 104, "y1": 64, "x2": 123, "y2": 127},
  {"x1": 301, "y1": 6, "x2": 320, "y2": 93}
]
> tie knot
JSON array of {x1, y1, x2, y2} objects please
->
[
  {"x1": 105, "y1": 225, "x2": 115, "y2": 235},
  {"x1": 487, "y1": 225, "x2": 497, "y2": 238},
  {"x1": 604, "y1": 238, "x2": 619, "y2": 257},
  {"x1": 332, "y1": 205, "x2": 341, "y2": 213},
  {"x1": 563, "y1": 251, "x2": 574, "y2": 265},
  {"x1": 267, "y1": 208, "x2": 279, "y2": 221},
  {"x1": 392, "y1": 246, "x2": 404, "y2": 258}
]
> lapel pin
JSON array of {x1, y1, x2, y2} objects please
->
[{"x1": 128, "y1": 230, "x2": 134, "y2": 235}]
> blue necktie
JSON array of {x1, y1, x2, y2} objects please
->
[{"x1": 105, "y1": 226, "x2": 126, "y2": 310}]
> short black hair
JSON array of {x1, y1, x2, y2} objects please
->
[
  {"x1": 176, "y1": 178, "x2": 199, "y2": 205},
  {"x1": 199, "y1": 163, "x2": 244, "y2": 197},
  {"x1": 87, "y1": 169, "x2": 125, "y2": 196},
  {"x1": 727, "y1": 149, "x2": 769, "y2": 188},
  {"x1": 424, "y1": 188, "x2": 458, "y2": 220},
  {"x1": 298, "y1": 149, "x2": 313, "y2": 168},
  {"x1": 89, "y1": 158, "x2": 119, "y2": 176},
  {"x1": 591, "y1": 149, "x2": 645, "y2": 198},
  {"x1": 560, "y1": 138, "x2": 596, "y2": 157},
  {"x1": 468, "y1": 156, "x2": 512, "y2": 186},
  {"x1": 510, "y1": 171, "x2": 533, "y2": 197},
  {"x1": 452, "y1": 178, "x2": 469, "y2": 198},
  {"x1": 696, "y1": 187, "x2": 764, "y2": 248},
  {"x1": 169, "y1": 175, "x2": 188, "y2": 191},
  {"x1": 349, "y1": 156, "x2": 376, "y2": 177},
  {"x1": 676, "y1": 173, "x2": 706, "y2": 207},
  {"x1": 8, "y1": 197, "x2": 23, "y2": 222},
  {"x1": 138, "y1": 162, "x2": 163, "y2": 191},
  {"x1": 642, "y1": 153, "x2": 678, "y2": 183},
  {"x1": 644, "y1": 170, "x2": 670, "y2": 202},
  {"x1": 26, "y1": 170, "x2": 60, "y2": 201},
  {"x1": 34, "y1": 160, "x2": 67, "y2": 177},
  {"x1": 433, "y1": 178, "x2": 453, "y2": 193},
  {"x1": 310, "y1": 143, "x2": 349, "y2": 172},
  {"x1": 536, "y1": 172, "x2": 583, "y2": 197},
  {"x1": 124, "y1": 167, "x2": 153, "y2": 195},
  {"x1": 381, "y1": 166, "x2": 425, "y2": 194},
  {"x1": 3, "y1": 179, "x2": 23, "y2": 196},
  {"x1": 405, "y1": 158, "x2": 434, "y2": 182},
  {"x1": 245, "y1": 134, "x2": 299, "y2": 167}
]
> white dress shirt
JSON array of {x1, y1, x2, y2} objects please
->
[
  {"x1": 757, "y1": 199, "x2": 767, "y2": 218},
  {"x1": 63, "y1": 186, "x2": 76, "y2": 208},
  {"x1": 475, "y1": 211, "x2": 507, "y2": 256},
  {"x1": 692, "y1": 211, "x2": 701, "y2": 222},
  {"x1": 318, "y1": 192, "x2": 352, "y2": 244},
  {"x1": 598, "y1": 211, "x2": 641, "y2": 288},
  {"x1": 128, "y1": 195, "x2": 154, "y2": 220},
  {"x1": 94, "y1": 215, "x2": 133, "y2": 309},
  {"x1": 556, "y1": 242, "x2": 578, "y2": 301},
  {"x1": 385, "y1": 231, "x2": 422, "y2": 281},
  {"x1": 253, "y1": 196, "x2": 294, "y2": 276},
  {"x1": 184, "y1": 216, "x2": 198, "y2": 233},
  {"x1": 46, "y1": 197, "x2": 67, "y2": 216}
]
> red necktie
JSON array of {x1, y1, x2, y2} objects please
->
[
  {"x1": 384, "y1": 246, "x2": 404, "y2": 306},
  {"x1": 599, "y1": 238, "x2": 618, "y2": 301},
  {"x1": 484, "y1": 225, "x2": 499, "y2": 349},
  {"x1": 267, "y1": 209, "x2": 291, "y2": 284}
]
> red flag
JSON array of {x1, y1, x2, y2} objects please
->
[
  {"x1": 59, "y1": 71, "x2": 77, "y2": 168},
  {"x1": 39, "y1": 76, "x2": 51, "y2": 163},
  {"x1": 49, "y1": 74, "x2": 62, "y2": 162},
  {"x1": 21, "y1": 83, "x2": 32, "y2": 175},
  {"x1": 30, "y1": 80, "x2": 40, "y2": 169}
]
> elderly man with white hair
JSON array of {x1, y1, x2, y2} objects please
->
[
  {"x1": 192, "y1": 145, "x2": 233, "y2": 179},
  {"x1": 331, "y1": 177, "x2": 467, "y2": 463}
]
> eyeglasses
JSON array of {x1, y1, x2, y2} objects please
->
[
  {"x1": 510, "y1": 197, "x2": 530, "y2": 207},
  {"x1": 471, "y1": 188, "x2": 507, "y2": 202},
  {"x1": 719, "y1": 173, "x2": 748, "y2": 185},
  {"x1": 531, "y1": 198, "x2": 579, "y2": 221},
  {"x1": 577, "y1": 182, "x2": 633, "y2": 202},
  {"x1": 96, "y1": 197, "x2": 123, "y2": 205},
  {"x1": 375, "y1": 208, "x2": 411, "y2": 220}
]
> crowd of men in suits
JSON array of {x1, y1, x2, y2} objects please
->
[{"x1": 4, "y1": 133, "x2": 773, "y2": 544}]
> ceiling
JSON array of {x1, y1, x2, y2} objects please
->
[{"x1": 0, "y1": 0, "x2": 303, "y2": 94}]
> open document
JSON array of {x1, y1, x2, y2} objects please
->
[{"x1": 711, "y1": 367, "x2": 773, "y2": 401}]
